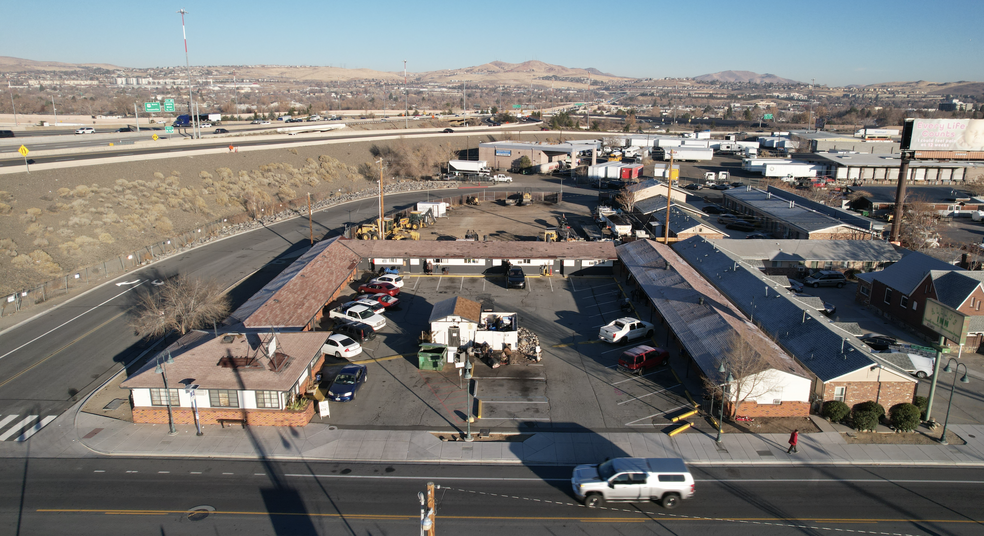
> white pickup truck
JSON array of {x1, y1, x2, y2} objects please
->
[
  {"x1": 490, "y1": 174, "x2": 513, "y2": 183},
  {"x1": 599, "y1": 317, "x2": 655, "y2": 344},
  {"x1": 328, "y1": 304, "x2": 387, "y2": 330}
]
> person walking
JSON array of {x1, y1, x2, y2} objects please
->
[{"x1": 787, "y1": 429, "x2": 799, "y2": 454}]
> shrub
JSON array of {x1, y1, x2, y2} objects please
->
[
  {"x1": 912, "y1": 396, "x2": 929, "y2": 419},
  {"x1": 890, "y1": 403, "x2": 921, "y2": 432},
  {"x1": 852, "y1": 410, "x2": 879, "y2": 431},
  {"x1": 853, "y1": 400, "x2": 885, "y2": 419},
  {"x1": 822, "y1": 400, "x2": 850, "y2": 422}
]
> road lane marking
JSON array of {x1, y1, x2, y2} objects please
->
[
  {"x1": 0, "y1": 416, "x2": 37, "y2": 441},
  {"x1": 0, "y1": 283, "x2": 146, "y2": 362}
]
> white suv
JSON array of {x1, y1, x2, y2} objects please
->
[{"x1": 75, "y1": 127, "x2": 95, "y2": 134}]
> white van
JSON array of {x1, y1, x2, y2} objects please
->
[{"x1": 572, "y1": 457, "x2": 695, "y2": 509}]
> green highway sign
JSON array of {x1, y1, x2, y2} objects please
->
[
  {"x1": 763, "y1": 114, "x2": 774, "y2": 120},
  {"x1": 512, "y1": 104, "x2": 522, "y2": 109},
  {"x1": 163, "y1": 99, "x2": 175, "y2": 112},
  {"x1": 164, "y1": 126, "x2": 174, "y2": 134},
  {"x1": 144, "y1": 102, "x2": 161, "y2": 113}
]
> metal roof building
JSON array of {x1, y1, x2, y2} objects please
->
[{"x1": 723, "y1": 187, "x2": 876, "y2": 239}]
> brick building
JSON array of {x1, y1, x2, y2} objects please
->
[
  {"x1": 618, "y1": 240, "x2": 812, "y2": 417},
  {"x1": 672, "y1": 236, "x2": 917, "y2": 413},
  {"x1": 122, "y1": 331, "x2": 328, "y2": 427},
  {"x1": 710, "y1": 239, "x2": 901, "y2": 278},
  {"x1": 856, "y1": 251, "x2": 984, "y2": 352}
]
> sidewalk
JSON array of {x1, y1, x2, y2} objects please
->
[{"x1": 6, "y1": 398, "x2": 984, "y2": 467}]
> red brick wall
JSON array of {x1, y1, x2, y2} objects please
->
[
  {"x1": 132, "y1": 401, "x2": 315, "y2": 427},
  {"x1": 734, "y1": 400, "x2": 809, "y2": 417},
  {"x1": 822, "y1": 381, "x2": 915, "y2": 410}
]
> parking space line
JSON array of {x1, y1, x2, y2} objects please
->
[
  {"x1": 569, "y1": 278, "x2": 576, "y2": 291},
  {"x1": 459, "y1": 277, "x2": 464, "y2": 292},
  {"x1": 613, "y1": 372, "x2": 670, "y2": 385},
  {"x1": 478, "y1": 417, "x2": 551, "y2": 421},
  {"x1": 624, "y1": 404, "x2": 689, "y2": 426},
  {"x1": 435, "y1": 277, "x2": 442, "y2": 291},
  {"x1": 482, "y1": 400, "x2": 549, "y2": 404},
  {"x1": 617, "y1": 385, "x2": 681, "y2": 405}
]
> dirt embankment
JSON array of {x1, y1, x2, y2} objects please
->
[{"x1": 0, "y1": 130, "x2": 590, "y2": 295}]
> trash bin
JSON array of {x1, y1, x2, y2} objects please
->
[{"x1": 418, "y1": 343, "x2": 449, "y2": 371}]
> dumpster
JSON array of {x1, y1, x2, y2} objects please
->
[{"x1": 418, "y1": 343, "x2": 449, "y2": 371}]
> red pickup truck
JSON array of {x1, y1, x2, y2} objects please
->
[{"x1": 618, "y1": 345, "x2": 669, "y2": 375}]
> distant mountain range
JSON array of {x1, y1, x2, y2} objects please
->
[
  {"x1": 1, "y1": 57, "x2": 979, "y2": 91},
  {"x1": 694, "y1": 70, "x2": 801, "y2": 84}
]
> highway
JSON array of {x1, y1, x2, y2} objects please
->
[{"x1": 1, "y1": 459, "x2": 980, "y2": 535}]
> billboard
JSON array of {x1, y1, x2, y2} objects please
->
[{"x1": 903, "y1": 118, "x2": 984, "y2": 152}]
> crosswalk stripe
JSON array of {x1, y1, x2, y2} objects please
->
[
  {"x1": 16, "y1": 416, "x2": 57, "y2": 442},
  {"x1": 0, "y1": 415, "x2": 16, "y2": 431},
  {"x1": 0, "y1": 415, "x2": 38, "y2": 441}
]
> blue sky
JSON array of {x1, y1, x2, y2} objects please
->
[{"x1": 3, "y1": 0, "x2": 983, "y2": 86}]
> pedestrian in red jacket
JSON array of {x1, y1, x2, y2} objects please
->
[{"x1": 787, "y1": 429, "x2": 799, "y2": 454}]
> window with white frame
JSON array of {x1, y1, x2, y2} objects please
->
[
  {"x1": 900, "y1": 295, "x2": 908, "y2": 308},
  {"x1": 884, "y1": 288, "x2": 893, "y2": 304},
  {"x1": 255, "y1": 391, "x2": 280, "y2": 409},
  {"x1": 150, "y1": 388, "x2": 179, "y2": 406},
  {"x1": 833, "y1": 386, "x2": 846, "y2": 402},
  {"x1": 860, "y1": 285, "x2": 870, "y2": 296},
  {"x1": 209, "y1": 389, "x2": 240, "y2": 408}
]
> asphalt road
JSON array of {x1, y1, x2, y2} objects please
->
[{"x1": 1, "y1": 458, "x2": 980, "y2": 535}]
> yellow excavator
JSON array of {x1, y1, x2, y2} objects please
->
[{"x1": 541, "y1": 228, "x2": 558, "y2": 242}]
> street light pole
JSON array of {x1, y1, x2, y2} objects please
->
[
  {"x1": 178, "y1": 9, "x2": 197, "y2": 139},
  {"x1": 939, "y1": 358, "x2": 970, "y2": 445},
  {"x1": 716, "y1": 362, "x2": 733, "y2": 443},
  {"x1": 464, "y1": 359, "x2": 474, "y2": 441},
  {"x1": 404, "y1": 60, "x2": 408, "y2": 130},
  {"x1": 155, "y1": 352, "x2": 178, "y2": 435}
]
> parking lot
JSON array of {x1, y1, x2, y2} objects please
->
[{"x1": 318, "y1": 273, "x2": 692, "y2": 433}]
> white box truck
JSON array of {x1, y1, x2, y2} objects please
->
[{"x1": 449, "y1": 160, "x2": 490, "y2": 176}]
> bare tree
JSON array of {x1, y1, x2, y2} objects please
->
[
  {"x1": 615, "y1": 188, "x2": 638, "y2": 213},
  {"x1": 703, "y1": 333, "x2": 782, "y2": 419},
  {"x1": 894, "y1": 194, "x2": 944, "y2": 251},
  {"x1": 132, "y1": 276, "x2": 230, "y2": 337}
]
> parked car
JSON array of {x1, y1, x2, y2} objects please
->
[
  {"x1": 684, "y1": 183, "x2": 702, "y2": 191},
  {"x1": 726, "y1": 221, "x2": 756, "y2": 233},
  {"x1": 326, "y1": 364, "x2": 368, "y2": 402},
  {"x1": 701, "y1": 205, "x2": 725, "y2": 215},
  {"x1": 745, "y1": 231, "x2": 771, "y2": 239},
  {"x1": 356, "y1": 293, "x2": 400, "y2": 309},
  {"x1": 370, "y1": 274, "x2": 404, "y2": 288},
  {"x1": 787, "y1": 280, "x2": 804, "y2": 293},
  {"x1": 717, "y1": 214, "x2": 739, "y2": 225},
  {"x1": 730, "y1": 181, "x2": 744, "y2": 188},
  {"x1": 213, "y1": 128, "x2": 229, "y2": 134},
  {"x1": 599, "y1": 317, "x2": 655, "y2": 344},
  {"x1": 75, "y1": 127, "x2": 95, "y2": 134},
  {"x1": 323, "y1": 333, "x2": 363, "y2": 359},
  {"x1": 332, "y1": 321, "x2": 376, "y2": 343},
  {"x1": 507, "y1": 266, "x2": 526, "y2": 289},
  {"x1": 711, "y1": 184, "x2": 730, "y2": 190},
  {"x1": 804, "y1": 270, "x2": 847, "y2": 288},
  {"x1": 357, "y1": 282, "x2": 400, "y2": 296},
  {"x1": 341, "y1": 299, "x2": 386, "y2": 316},
  {"x1": 618, "y1": 345, "x2": 669, "y2": 375},
  {"x1": 443, "y1": 128, "x2": 454, "y2": 133},
  {"x1": 859, "y1": 333, "x2": 898, "y2": 352}
]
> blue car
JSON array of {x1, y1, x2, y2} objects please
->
[{"x1": 326, "y1": 364, "x2": 368, "y2": 402}]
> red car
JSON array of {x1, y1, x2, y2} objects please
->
[
  {"x1": 357, "y1": 293, "x2": 400, "y2": 308},
  {"x1": 357, "y1": 282, "x2": 400, "y2": 296}
]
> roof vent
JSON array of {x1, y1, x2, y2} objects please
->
[
  {"x1": 221, "y1": 334, "x2": 236, "y2": 344},
  {"x1": 698, "y1": 296, "x2": 705, "y2": 305}
]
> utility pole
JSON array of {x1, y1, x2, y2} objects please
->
[
  {"x1": 404, "y1": 60, "x2": 408, "y2": 129},
  {"x1": 664, "y1": 151, "x2": 674, "y2": 244},
  {"x1": 8, "y1": 82, "x2": 18, "y2": 125},
  {"x1": 51, "y1": 96, "x2": 57, "y2": 126},
  {"x1": 377, "y1": 159, "x2": 385, "y2": 240},
  {"x1": 178, "y1": 9, "x2": 197, "y2": 139},
  {"x1": 425, "y1": 482, "x2": 436, "y2": 536},
  {"x1": 308, "y1": 193, "x2": 314, "y2": 246}
]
